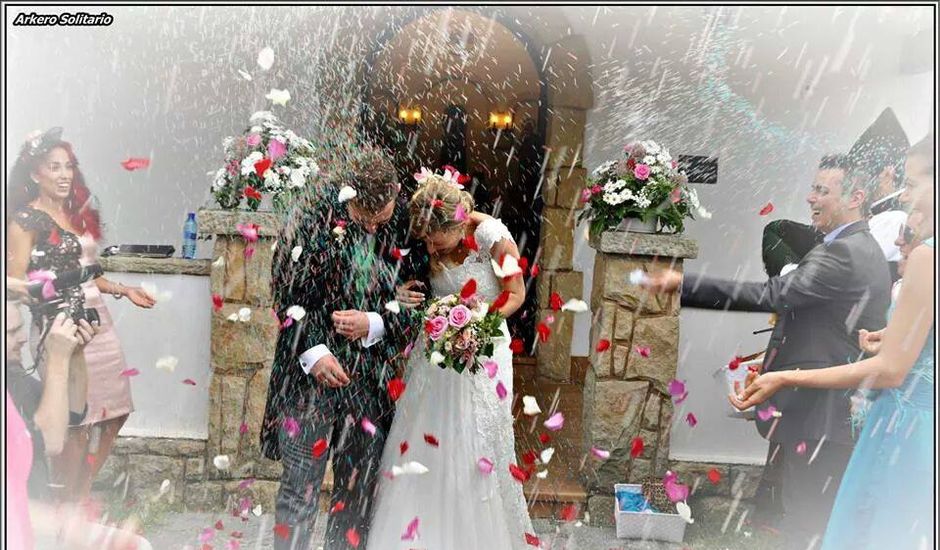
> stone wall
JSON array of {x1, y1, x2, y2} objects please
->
[{"x1": 581, "y1": 231, "x2": 699, "y2": 525}]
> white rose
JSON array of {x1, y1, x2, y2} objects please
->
[{"x1": 289, "y1": 169, "x2": 306, "y2": 188}]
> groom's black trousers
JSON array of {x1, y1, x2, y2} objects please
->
[{"x1": 274, "y1": 382, "x2": 393, "y2": 550}]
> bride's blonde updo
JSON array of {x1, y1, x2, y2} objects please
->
[{"x1": 408, "y1": 174, "x2": 475, "y2": 239}]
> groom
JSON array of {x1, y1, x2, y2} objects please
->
[
  {"x1": 260, "y1": 143, "x2": 428, "y2": 550},
  {"x1": 645, "y1": 156, "x2": 890, "y2": 550}
]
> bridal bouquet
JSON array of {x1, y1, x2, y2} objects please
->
[
  {"x1": 578, "y1": 140, "x2": 709, "y2": 237},
  {"x1": 210, "y1": 111, "x2": 319, "y2": 211},
  {"x1": 423, "y1": 288, "x2": 506, "y2": 375}
]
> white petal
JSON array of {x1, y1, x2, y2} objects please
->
[
  {"x1": 213, "y1": 256, "x2": 225, "y2": 268},
  {"x1": 227, "y1": 313, "x2": 239, "y2": 322},
  {"x1": 522, "y1": 395, "x2": 542, "y2": 416},
  {"x1": 561, "y1": 299, "x2": 588, "y2": 313},
  {"x1": 385, "y1": 300, "x2": 401, "y2": 314},
  {"x1": 159, "y1": 479, "x2": 171, "y2": 496},
  {"x1": 628, "y1": 269, "x2": 648, "y2": 286},
  {"x1": 238, "y1": 69, "x2": 252, "y2": 81},
  {"x1": 430, "y1": 351, "x2": 445, "y2": 365},
  {"x1": 256, "y1": 47, "x2": 274, "y2": 70},
  {"x1": 155, "y1": 355, "x2": 179, "y2": 372},
  {"x1": 540, "y1": 447, "x2": 555, "y2": 465},
  {"x1": 491, "y1": 255, "x2": 522, "y2": 278},
  {"x1": 238, "y1": 307, "x2": 252, "y2": 322},
  {"x1": 252, "y1": 505, "x2": 263, "y2": 517},
  {"x1": 676, "y1": 501, "x2": 694, "y2": 524},
  {"x1": 213, "y1": 455, "x2": 231, "y2": 470},
  {"x1": 291, "y1": 246, "x2": 303, "y2": 262},
  {"x1": 535, "y1": 470, "x2": 548, "y2": 479},
  {"x1": 265, "y1": 88, "x2": 291, "y2": 106},
  {"x1": 337, "y1": 186, "x2": 357, "y2": 203},
  {"x1": 286, "y1": 305, "x2": 306, "y2": 321},
  {"x1": 392, "y1": 461, "x2": 429, "y2": 476}
]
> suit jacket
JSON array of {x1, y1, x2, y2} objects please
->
[
  {"x1": 682, "y1": 220, "x2": 891, "y2": 445},
  {"x1": 260, "y1": 184, "x2": 429, "y2": 460}
]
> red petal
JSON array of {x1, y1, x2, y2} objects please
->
[
  {"x1": 253, "y1": 158, "x2": 272, "y2": 178},
  {"x1": 525, "y1": 533, "x2": 541, "y2": 546},
  {"x1": 538, "y1": 433, "x2": 551, "y2": 445},
  {"x1": 596, "y1": 339, "x2": 611, "y2": 352},
  {"x1": 387, "y1": 378, "x2": 406, "y2": 402},
  {"x1": 312, "y1": 438, "x2": 328, "y2": 459},
  {"x1": 530, "y1": 263, "x2": 540, "y2": 278},
  {"x1": 759, "y1": 202, "x2": 774, "y2": 216},
  {"x1": 345, "y1": 528, "x2": 360, "y2": 548},
  {"x1": 48, "y1": 227, "x2": 61, "y2": 246},
  {"x1": 329, "y1": 501, "x2": 346, "y2": 514},
  {"x1": 212, "y1": 294, "x2": 224, "y2": 312},
  {"x1": 399, "y1": 441, "x2": 409, "y2": 455},
  {"x1": 630, "y1": 437, "x2": 644, "y2": 458},
  {"x1": 423, "y1": 434, "x2": 440, "y2": 447},
  {"x1": 549, "y1": 292, "x2": 563, "y2": 311},
  {"x1": 390, "y1": 247, "x2": 403, "y2": 261},
  {"x1": 728, "y1": 356, "x2": 742, "y2": 370},
  {"x1": 559, "y1": 504, "x2": 578, "y2": 522},
  {"x1": 510, "y1": 338, "x2": 524, "y2": 354},
  {"x1": 457, "y1": 173, "x2": 472, "y2": 185},
  {"x1": 460, "y1": 279, "x2": 477, "y2": 300},
  {"x1": 489, "y1": 291, "x2": 510, "y2": 313},
  {"x1": 120, "y1": 157, "x2": 151, "y2": 171},
  {"x1": 518, "y1": 256, "x2": 529, "y2": 274},
  {"x1": 182, "y1": 378, "x2": 197, "y2": 386},
  {"x1": 509, "y1": 463, "x2": 530, "y2": 483},
  {"x1": 273, "y1": 523, "x2": 290, "y2": 540},
  {"x1": 522, "y1": 450, "x2": 538, "y2": 465},
  {"x1": 707, "y1": 468, "x2": 722, "y2": 485},
  {"x1": 536, "y1": 322, "x2": 551, "y2": 343},
  {"x1": 215, "y1": 520, "x2": 224, "y2": 530},
  {"x1": 463, "y1": 234, "x2": 479, "y2": 252}
]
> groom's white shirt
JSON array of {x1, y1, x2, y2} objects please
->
[{"x1": 298, "y1": 313, "x2": 385, "y2": 374}]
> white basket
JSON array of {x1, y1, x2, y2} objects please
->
[{"x1": 614, "y1": 484, "x2": 688, "y2": 543}]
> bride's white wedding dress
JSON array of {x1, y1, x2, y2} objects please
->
[{"x1": 366, "y1": 217, "x2": 536, "y2": 550}]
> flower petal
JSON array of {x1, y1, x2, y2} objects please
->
[{"x1": 543, "y1": 412, "x2": 565, "y2": 431}]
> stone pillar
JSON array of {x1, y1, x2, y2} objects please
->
[
  {"x1": 197, "y1": 208, "x2": 285, "y2": 511},
  {"x1": 581, "y1": 230, "x2": 697, "y2": 526}
]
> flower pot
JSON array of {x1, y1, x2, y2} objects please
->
[{"x1": 616, "y1": 217, "x2": 658, "y2": 233}]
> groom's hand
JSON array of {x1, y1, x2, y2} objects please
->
[
  {"x1": 332, "y1": 310, "x2": 369, "y2": 340},
  {"x1": 313, "y1": 354, "x2": 350, "y2": 387}
]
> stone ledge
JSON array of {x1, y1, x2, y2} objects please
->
[
  {"x1": 590, "y1": 231, "x2": 698, "y2": 259},
  {"x1": 100, "y1": 256, "x2": 211, "y2": 276},
  {"x1": 198, "y1": 208, "x2": 283, "y2": 237},
  {"x1": 113, "y1": 436, "x2": 207, "y2": 456}
]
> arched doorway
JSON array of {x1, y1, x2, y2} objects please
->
[{"x1": 361, "y1": 8, "x2": 546, "y2": 351}]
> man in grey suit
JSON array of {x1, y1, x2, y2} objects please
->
[{"x1": 646, "y1": 154, "x2": 891, "y2": 550}]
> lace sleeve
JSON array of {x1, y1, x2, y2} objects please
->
[{"x1": 474, "y1": 218, "x2": 515, "y2": 260}]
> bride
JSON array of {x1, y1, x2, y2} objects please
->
[{"x1": 366, "y1": 173, "x2": 537, "y2": 549}]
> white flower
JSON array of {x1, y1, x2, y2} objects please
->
[
  {"x1": 240, "y1": 151, "x2": 263, "y2": 176},
  {"x1": 697, "y1": 206, "x2": 713, "y2": 220},
  {"x1": 603, "y1": 179, "x2": 627, "y2": 193},
  {"x1": 591, "y1": 160, "x2": 616, "y2": 177},
  {"x1": 264, "y1": 169, "x2": 282, "y2": 190},
  {"x1": 249, "y1": 111, "x2": 276, "y2": 123},
  {"x1": 430, "y1": 351, "x2": 445, "y2": 365},
  {"x1": 266, "y1": 88, "x2": 291, "y2": 106},
  {"x1": 414, "y1": 167, "x2": 434, "y2": 183},
  {"x1": 287, "y1": 169, "x2": 305, "y2": 188},
  {"x1": 337, "y1": 186, "x2": 357, "y2": 202},
  {"x1": 642, "y1": 155, "x2": 656, "y2": 166},
  {"x1": 257, "y1": 46, "x2": 274, "y2": 70}
]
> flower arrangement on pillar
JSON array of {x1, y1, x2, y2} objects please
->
[
  {"x1": 210, "y1": 111, "x2": 319, "y2": 212},
  {"x1": 578, "y1": 140, "x2": 710, "y2": 237}
]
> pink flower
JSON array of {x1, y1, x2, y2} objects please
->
[
  {"x1": 579, "y1": 188, "x2": 593, "y2": 203},
  {"x1": 670, "y1": 188, "x2": 682, "y2": 204},
  {"x1": 448, "y1": 305, "x2": 472, "y2": 329},
  {"x1": 267, "y1": 139, "x2": 287, "y2": 161},
  {"x1": 428, "y1": 316, "x2": 448, "y2": 341},
  {"x1": 634, "y1": 163, "x2": 651, "y2": 180},
  {"x1": 591, "y1": 184, "x2": 602, "y2": 195},
  {"x1": 246, "y1": 134, "x2": 262, "y2": 147}
]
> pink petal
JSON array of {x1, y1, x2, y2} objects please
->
[
  {"x1": 244, "y1": 246, "x2": 255, "y2": 260},
  {"x1": 182, "y1": 378, "x2": 197, "y2": 386},
  {"x1": 403, "y1": 341, "x2": 415, "y2": 359},
  {"x1": 120, "y1": 368, "x2": 140, "y2": 377},
  {"x1": 239, "y1": 423, "x2": 249, "y2": 434},
  {"x1": 543, "y1": 412, "x2": 565, "y2": 431},
  {"x1": 665, "y1": 479, "x2": 690, "y2": 503},
  {"x1": 238, "y1": 478, "x2": 255, "y2": 490},
  {"x1": 283, "y1": 417, "x2": 300, "y2": 438},
  {"x1": 477, "y1": 457, "x2": 494, "y2": 475},
  {"x1": 199, "y1": 528, "x2": 215, "y2": 544},
  {"x1": 483, "y1": 360, "x2": 499, "y2": 379},
  {"x1": 757, "y1": 405, "x2": 777, "y2": 422},
  {"x1": 591, "y1": 447, "x2": 610, "y2": 460},
  {"x1": 281, "y1": 316, "x2": 294, "y2": 329},
  {"x1": 496, "y1": 381, "x2": 508, "y2": 400},
  {"x1": 400, "y1": 517, "x2": 420, "y2": 541},
  {"x1": 668, "y1": 379, "x2": 688, "y2": 404},
  {"x1": 361, "y1": 417, "x2": 377, "y2": 436},
  {"x1": 686, "y1": 413, "x2": 698, "y2": 427},
  {"x1": 454, "y1": 204, "x2": 468, "y2": 222},
  {"x1": 635, "y1": 345, "x2": 651, "y2": 358},
  {"x1": 795, "y1": 441, "x2": 807, "y2": 455}
]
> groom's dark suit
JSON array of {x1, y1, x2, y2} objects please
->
[
  {"x1": 681, "y1": 220, "x2": 890, "y2": 549},
  {"x1": 261, "y1": 183, "x2": 428, "y2": 550}
]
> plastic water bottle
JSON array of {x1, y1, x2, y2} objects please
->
[{"x1": 182, "y1": 212, "x2": 197, "y2": 259}]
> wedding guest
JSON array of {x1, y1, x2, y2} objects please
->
[
  {"x1": 732, "y1": 133, "x2": 934, "y2": 550},
  {"x1": 7, "y1": 128, "x2": 156, "y2": 504},
  {"x1": 644, "y1": 158, "x2": 891, "y2": 550}
]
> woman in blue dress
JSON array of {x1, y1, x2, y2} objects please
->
[{"x1": 732, "y1": 134, "x2": 935, "y2": 550}]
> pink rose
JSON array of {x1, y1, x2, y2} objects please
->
[
  {"x1": 428, "y1": 316, "x2": 448, "y2": 341},
  {"x1": 448, "y1": 305, "x2": 472, "y2": 329},
  {"x1": 246, "y1": 134, "x2": 262, "y2": 147},
  {"x1": 580, "y1": 188, "x2": 593, "y2": 203},
  {"x1": 634, "y1": 163, "x2": 651, "y2": 180},
  {"x1": 591, "y1": 184, "x2": 602, "y2": 195},
  {"x1": 267, "y1": 138, "x2": 287, "y2": 161}
]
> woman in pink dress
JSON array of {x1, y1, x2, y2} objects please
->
[{"x1": 7, "y1": 128, "x2": 156, "y2": 503}]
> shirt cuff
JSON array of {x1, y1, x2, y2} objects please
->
[
  {"x1": 362, "y1": 312, "x2": 385, "y2": 348},
  {"x1": 299, "y1": 344, "x2": 332, "y2": 375}
]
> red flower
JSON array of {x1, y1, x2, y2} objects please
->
[
  {"x1": 509, "y1": 464, "x2": 530, "y2": 483},
  {"x1": 630, "y1": 437, "x2": 644, "y2": 459},
  {"x1": 387, "y1": 378, "x2": 406, "y2": 402},
  {"x1": 596, "y1": 339, "x2": 611, "y2": 352},
  {"x1": 243, "y1": 186, "x2": 263, "y2": 201},
  {"x1": 312, "y1": 438, "x2": 328, "y2": 459},
  {"x1": 759, "y1": 202, "x2": 774, "y2": 216},
  {"x1": 626, "y1": 158, "x2": 637, "y2": 170},
  {"x1": 549, "y1": 292, "x2": 563, "y2": 311},
  {"x1": 489, "y1": 291, "x2": 510, "y2": 313},
  {"x1": 253, "y1": 158, "x2": 272, "y2": 178},
  {"x1": 460, "y1": 279, "x2": 477, "y2": 300},
  {"x1": 536, "y1": 322, "x2": 551, "y2": 343},
  {"x1": 423, "y1": 434, "x2": 440, "y2": 447}
]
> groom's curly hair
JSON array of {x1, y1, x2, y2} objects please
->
[{"x1": 327, "y1": 141, "x2": 399, "y2": 214}]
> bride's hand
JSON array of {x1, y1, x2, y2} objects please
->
[{"x1": 396, "y1": 281, "x2": 426, "y2": 309}]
